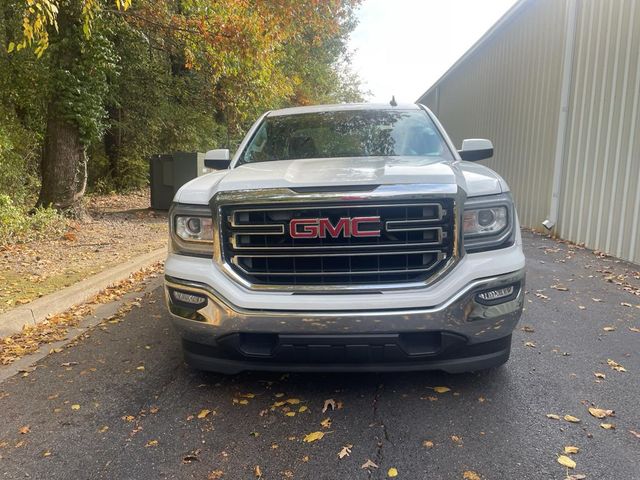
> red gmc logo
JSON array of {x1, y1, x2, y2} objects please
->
[{"x1": 289, "y1": 216, "x2": 381, "y2": 239}]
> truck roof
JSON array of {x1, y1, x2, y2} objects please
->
[{"x1": 267, "y1": 103, "x2": 422, "y2": 117}]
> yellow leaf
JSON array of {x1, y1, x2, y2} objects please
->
[
  {"x1": 463, "y1": 471, "x2": 481, "y2": 480},
  {"x1": 298, "y1": 406, "x2": 308, "y2": 413},
  {"x1": 71, "y1": 404, "x2": 80, "y2": 410},
  {"x1": 99, "y1": 426, "x2": 109, "y2": 433},
  {"x1": 433, "y1": 386, "x2": 450, "y2": 394},
  {"x1": 564, "y1": 446, "x2": 579, "y2": 454},
  {"x1": 607, "y1": 359, "x2": 627, "y2": 372},
  {"x1": 136, "y1": 366, "x2": 145, "y2": 371},
  {"x1": 422, "y1": 440, "x2": 434, "y2": 448},
  {"x1": 197, "y1": 409, "x2": 211, "y2": 419},
  {"x1": 564, "y1": 415, "x2": 580, "y2": 423},
  {"x1": 273, "y1": 401, "x2": 286, "y2": 407},
  {"x1": 320, "y1": 418, "x2": 332, "y2": 428},
  {"x1": 145, "y1": 439, "x2": 158, "y2": 447},
  {"x1": 303, "y1": 431, "x2": 325, "y2": 443},
  {"x1": 387, "y1": 467, "x2": 398, "y2": 477},
  {"x1": 240, "y1": 393, "x2": 255, "y2": 398},
  {"x1": 7, "y1": 42, "x2": 15, "y2": 53},
  {"x1": 275, "y1": 393, "x2": 285, "y2": 398},
  {"x1": 546, "y1": 413, "x2": 561, "y2": 420},
  {"x1": 285, "y1": 412, "x2": 295, "y2": 417},
  {"x1": 238, "y1": 399, "x2": 249, "y2": 405},
  {"x1": 600, "y1": 423, "x2": 615, "y2": 430},
  {"x1": 557, "y1": 455, "x2": 576, "y2": 469},
  {"x1": 254, "y1": 465, "x2": 262, "y2": 478},
  {"x1": 286, "y1": 398, "x2": 301, "y2": 405},
  {"x1": 588, "y1": 407, "x2": 614, "y2": 419}
]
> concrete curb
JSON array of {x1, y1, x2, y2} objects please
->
[{"x1": 0, "y1": 247, "x2": 166, "y2": 338}]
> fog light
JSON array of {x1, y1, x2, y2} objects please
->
[
  {"x1": 170, "y1": 289, "x2": 207, "y2": 309},
  {"x1": 476, "y1": 285, "x2": 515, "y2": 305}
]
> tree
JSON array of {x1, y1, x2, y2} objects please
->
[{"x1": 6, "y1": 0, "x2": 364, "y2": 212}]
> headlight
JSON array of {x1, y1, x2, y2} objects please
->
[
  {"x1": 170, "y1": 204, "x2": 214, "y2": 256},
  {"x1": 463, "y1": 193, "x2": 515, "y2": 253},
  {"x1": 175, "y1": 216, "x2": 214, "y2": 242}
]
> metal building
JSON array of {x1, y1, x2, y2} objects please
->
[{"x1": 418, "y1": 0, "x2": 640, "y2": 264}]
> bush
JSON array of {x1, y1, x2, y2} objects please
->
[{"x1": 0, "y1": 194, "x2": 67, "y2": 245}]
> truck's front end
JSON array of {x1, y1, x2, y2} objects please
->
[{"x1": 164, "y1": 104, "x2": 525, "y2": 374}]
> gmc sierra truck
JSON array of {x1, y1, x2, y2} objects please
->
[{"x1": 164, "y1": 103, "x2": 525, "y2": 374}]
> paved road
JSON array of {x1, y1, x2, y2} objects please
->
[{"x1": 1, "y1": 231, "x2": 639, "y2": 480}]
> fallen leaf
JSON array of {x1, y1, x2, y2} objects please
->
[
  {"x1": 19, "y1": 425, "x2": 30, "y2": 434},
  {"x1": 521, "y1": 325, "x2": 535, "y2": 332},
  {"x1": 387, "y1": 467, "x2": 398, "y2": 477},
  {"x1": 594, "y1": 372, "x2": 606, "y2": 379},
  {"x1": 361, "y1": 459, "x2": 379, "y2": 469},
  {"x1": 145, "y1": 439, "x2": 158, "y2": 447},
  {"x1": 71, "y1": 404, "x2": 80, "y2": 410},
  {"x1": 254, "y1": 465, "x2": 262, "y2": 478},
  {"x1": 557, "y1": 455, "x2": 576, "y2": 469},
  {"x1": 592, "y1": 298, "x2": 602, "y2": 302},
  {"x1": 578, "y1": 305, "x2": 586, "y2": 310},
  {"x1": 451, "y1": 435, "x2": 462, "y2": 444},
  {"x1": 240, "y1": 393, "x2": 255, "y2": 398},
  {"x1": 600, "y1": 423, "x2": 615, "y2": 430},
  {"x1": 320, "y1": 418, "x2": 332, "y2": 429},
  {"x1": 607, "y1": 359, "x2": 627, "y2": 372},
  {"x1": 628, "y1": 327, "x2": 640, "y2": 333},
  {"x1": 423, "y1": 440, "x2": 434, "y2": 448},
  {"x1": 183, "y1": 451, "x2": 200, "y2": 463},
  {"x1": 546, "y1": 414, "x2": 561, "y2": 420},
  {"x1": 298, "y1": 406, "x2": 308, "y2": 413},
  {"x1": 197, "y1": 409, "x2": 211, "y2": 419},
  {"x1": 99, "y1": 425, "x2": 109, "y2": 433},
  {"x1": 303, "y1": 431, "x2": 326, "y2": 443},
  {"x1": 588, "y1": 407, "x2": 614, "y2": 419},
  {"x1": 286, "y1": 398, "x2": 301, "y2": 405},
  {"x1": 551, "y1": 284, "x2": 569, "y2": 291},
  {"x1": 629, "y1": 430, "x2": 640, "y2": 439},
  {"x1": 433, "y1": 386, "x2": 451, "y2": 393},
  {"x1": 603, "y1": 326, "x2": 616, "y2": 332},
  {"x1": 564, "y1": 446, "x2": 580, "y2": 454},
  {"x1": 337, "y1": 444, "x2": 352, "y2": 459},
  {"x1": 149, "y1": 406, "x2": 159, "y2": 414},
  {"x1": 285, "y1": 412, "x2": 296, "y2": 417},
  {"x1": 463, "y1": 471, "x2": 481, "y2": 480},
  {"x1": 136, "y1": 365, "x2": 145, "y2": 371},
  {"x1": 322, "y1": 399, "x2": 336, "y2": 413},
  {"x1": 238, "y1": 399, "x2": 249, "y2": 405},
  {"x1": 207, "y1": 470, "x2": 223, "y2": 479},
  {"x1": 524, "y1": 341, "x2": 536, "y2": 348},
  {"x1": 621, "y1": 302, "x2": 632, "y2": 307},
  {"x1": 564, "y1": 415, "x2": 580, "y2": 423}
]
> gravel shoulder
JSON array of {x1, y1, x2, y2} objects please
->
[{"x1": 0, "y1": 191, "x2": 167, "y2": 314}]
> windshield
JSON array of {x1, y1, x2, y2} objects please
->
[{"x1": 237, "y1": 109, "x2": 452, "y2": 165}]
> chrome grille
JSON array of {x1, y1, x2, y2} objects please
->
[{"x1": 220, "y1": 200, "x2": 455, "y2": 286}]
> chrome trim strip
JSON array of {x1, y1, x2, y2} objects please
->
[{"x1": 230, "y1": 237, "x2": 444, "y2": 250}]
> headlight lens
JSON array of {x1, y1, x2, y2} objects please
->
[
  {"x1": 463, "y1": 207, "x2": 508, "y2": 236},
  {"x1": 463, "y1": 194, "x2": 515, "y2": 253},
  {"x1": 175, "y1": 216, "x2": 214, "y2": 242},
  {"x1": 170, "y1": 204, "x2": 214, "y2": 256}
]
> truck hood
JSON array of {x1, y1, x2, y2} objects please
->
[{"x1": 174, "y1": 157, "x2": 507, "y2": 204}]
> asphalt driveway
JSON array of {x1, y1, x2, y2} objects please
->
[{"x1": 1, "y1": 231, "x2": 638, "y2": 479}]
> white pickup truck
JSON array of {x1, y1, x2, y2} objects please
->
[{"x1": 164, "y1": 103, "x2": 525, "y2": 374}]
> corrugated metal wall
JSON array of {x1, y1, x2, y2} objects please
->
[
  {"x1": 558, "y1": 0, "x2": 640, "y2": 262},
  {"x1": 419, "y1": 0, "x2": 640, "y2": 264}
]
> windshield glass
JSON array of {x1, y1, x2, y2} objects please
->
[{"x1": 237, "y1": 109, "x2": 452, "y2": 165}]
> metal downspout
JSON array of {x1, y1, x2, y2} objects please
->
[{"x1": 543, "y1": 0, "x2": 578, "y2": 230}]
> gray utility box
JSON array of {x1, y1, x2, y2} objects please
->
[{"x1": 150, "y1": 152, "x2": 206, "y2": 210}]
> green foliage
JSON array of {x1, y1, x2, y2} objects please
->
[
  {"x1": 0, "y1": 194, "x2": 67, "y2": 245},
  {"x1": 2, "y1": 0, "x2": 366, "y2": 210}
]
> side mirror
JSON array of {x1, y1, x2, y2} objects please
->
[
  {"x1": 204, "y1": 149, "x2": 231, "y2": 169},
  {"x1": 458, "y1": 139, "x2": 494, "y2": 162}
]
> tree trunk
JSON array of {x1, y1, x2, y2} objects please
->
[
  {"x1": 36, "y1": 102, "x2": 86, "y2": 216},
  {"x1": 105, "y1": 106, "x2": 122, "y2": 188}
]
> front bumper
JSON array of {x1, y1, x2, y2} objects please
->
[{"x1": 164, "y1": 268, "x2": 525, "y2": 373}]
